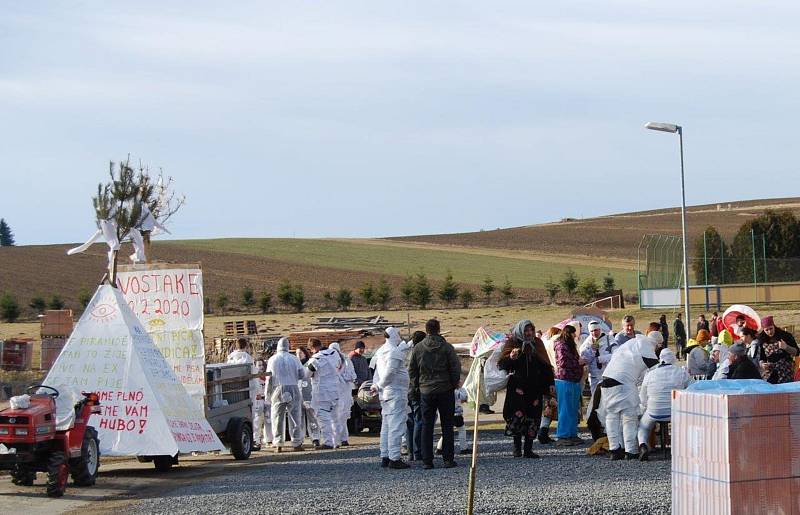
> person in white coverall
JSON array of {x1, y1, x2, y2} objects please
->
[
  {"x1": 330, "y1": 342, "x2": 357, "y2": 446},
  {"x1": 227, "y1": 339, "x2": 260, "y2": 440},
  {"x1": 296, "y1": 347, "x2": 321, "y2": 448},
  {"x1": 308, "y1": 344, "x2": 343, "y2": 449},
  {"x1": 266, "y1": 338, "x2": 307, "y2": 452},
  {"x1": 252, "y1": 359, "x2": 273, "y2": 451},
  {"x1": 579, "y1": 321, "x2": 613, "y2": 398},
  {"x1": 636, "y1": 348, "x2": 690, "y2": 461},
  {"x1": 601, "y1": 334, "x2": 659, "y2": 460},
  {"x1": 371, "y1": 327, "x2": 411, "y2": 469}
]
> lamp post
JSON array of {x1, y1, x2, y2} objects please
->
[{"x1": 645, "y1": 121, "x2": 690, "y2": 328}]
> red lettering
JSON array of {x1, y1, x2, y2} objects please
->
[
  {"x1": 188, "y1": 273, "x2": 199, "y2": 295},
  {"x1": 141, "y1": 274, "x2": 151, "y2": 293},
  {"x1": 163, "y1": 275, "x2": 173, "y2": 294},
  {"x1": 175, "y1": 273, "x2": 185, "y2": 294},
  {"x1": 117, "y1": 276, "x2": 131, "y2": 295}
]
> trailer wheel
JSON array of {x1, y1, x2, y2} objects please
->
[
  {"x1": 46, "y1": 451, "x2": 68, "y2": 498},
  {"x1": 348, "y1": 404, "x2": 363, "y2": 434},
  {"x1": 70, "y1": 426, "x2": 100, "y2": 486},
  {"x1": 228, "y1": 418, "x2": 252, "y2": 460},
  {"x1": 153, "y1": 455, "x2": 177, "y2": 472},
  {"x1": 10, "y1": 466, "x2": 35, "y2": 486}
]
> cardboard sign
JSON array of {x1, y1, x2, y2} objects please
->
[
  {"x1": 44, "y1": 285, "x2": 223, "y2": 456},
  {"x1": 117, "y1": 266, "x2": 205, "y2": 409}
]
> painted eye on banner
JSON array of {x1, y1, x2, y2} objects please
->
[
  {"x1": 149, "y1": 319, "x2": 166, "y2": 328},
  {"x1": 90, "y1": 303, "x2": 117, "y2": 321}
]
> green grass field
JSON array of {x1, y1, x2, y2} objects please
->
[{"x1": 163, "y1": 238, "x2": 637, "y2": 291}]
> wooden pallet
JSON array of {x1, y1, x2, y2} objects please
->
[{"x1": 223, "y1": 320, "x2": 258, "y2": 336}]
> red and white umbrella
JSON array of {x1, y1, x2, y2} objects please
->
[{"x1": 721, "y1": 304, "x2": 761, "y2": 340}]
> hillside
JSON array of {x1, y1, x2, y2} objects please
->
[
  {"x1": 1, "y1": 197, "x2": 794, "y2": 317},
  {"x1": 391, "y1": 197, "x2": 800, "y2": 259}
]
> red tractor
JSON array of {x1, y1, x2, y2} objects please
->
[{"x1": 0, "y1": 385, "x2": 101, "y2": 497}]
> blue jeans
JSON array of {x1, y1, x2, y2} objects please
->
[
  {"x1": 555, "y1": 379, "x2": 581, "y2": 439},
  {"x1": 406, "y1": 398, "x2": 423, "y2": 460}
]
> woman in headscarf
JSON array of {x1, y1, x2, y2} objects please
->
[{"x1": 497, "y1": 320, "x2": 554, "y2": 458}]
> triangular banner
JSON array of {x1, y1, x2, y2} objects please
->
[{"x1": 44, "y1": 284, "x2": 223, "y2": 456}]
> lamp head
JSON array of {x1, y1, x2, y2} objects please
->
[{"x1": 645, "y1": 121, "x2": 680, "y2": 133}]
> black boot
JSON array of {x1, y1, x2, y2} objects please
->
[
  {"x1": 513, "y1": 435, "x2": 523, "y2": 457},
  {"x1": 537, "y1": 427, "x2": 553, "y2": 445},
  {"x1": 639, "y1": 443, "x2": 650, "y2": 462},
  {"x1": 523, "y1": 436, "x2": 539, "y2": 459},
  {"x1": 610, "y1": 447, "x2": 625, "y2": 461}
]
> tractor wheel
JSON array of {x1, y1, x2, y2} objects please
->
[
  {"x1": 46, "y1": 451, "x2": 68, "y2": 498},
  {"x1": 228, "y1": 418, "x2": 253, "y2": 460},
  {"x1": 153, "y1": 455, "x2": 177, "y2": 472},
  {"x1": 70, "y1": 426, "x2": 100, "y2": 486},
  {"x1": 10, "y1": 466, "x2": 35, "y2": 486}
]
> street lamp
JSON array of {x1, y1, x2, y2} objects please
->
[{"x1": 645, "y1": 121, "x2": 691, "y2": 330}]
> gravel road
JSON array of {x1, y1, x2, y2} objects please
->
[{"x1": 128, "y1": 430, "x2": 671, "y2": 515}]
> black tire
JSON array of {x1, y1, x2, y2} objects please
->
[
  {"x1": 46, "y1": 451, "x2": 68, "y2": 498},
  {"x1": 10, "y1": 466, "x2": 35, "y2": 486},
  {"x1": 228, "y1": 418, "x2": 252, "y2": 460},
  {"x1": 70, "y1": 426, "x2": 100, "y2": 486},
  {"x1": 153, "y1": 455, "x2": 177, "y2": 472}
]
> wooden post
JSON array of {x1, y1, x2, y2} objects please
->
[
  {"x1": 109, "y1": 250, "x2": 119, "y2": 287},
  {"x1": 466, "y1": 357, "x2": 485, "y2": 515},
  {"x1": 142, "y1": 230, "x2": 152, "y2": 264}
]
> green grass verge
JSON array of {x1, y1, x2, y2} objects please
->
[{"x1": 161, "y1": 238, "x2": 637, "y2": 291}]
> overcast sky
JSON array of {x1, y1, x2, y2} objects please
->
[{"x1": 2, "y1": 1, "x2": 799, "y2": 245}]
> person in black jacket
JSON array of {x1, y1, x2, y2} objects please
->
[
  {"x1": 497, "y1": 320, "x2": 554, "y2": 459},
  {"x1": 673, "y1": 314, "x2": 687, "y2": 359},
  {"x1": 726, "y1": 343, "x2": 762, "y2": 379}
]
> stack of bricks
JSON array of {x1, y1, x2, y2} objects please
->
[{"x1": 672, "y1": 386, "x2": 800, "y2": 514}]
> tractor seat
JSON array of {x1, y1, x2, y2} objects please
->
[{"x1": 52, "y1": 387, "x2": 80, "y2": 431}]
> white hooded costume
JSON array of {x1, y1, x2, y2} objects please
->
[
  {"x1": 308, "y1": 345, "x2": 343, "y2": 447},
  {"x1": 601, "y1": 334, "x2": 658, "y2": 455},
  {"x1": 637, "y1": 348, "x2": 691, "y2": 448},
  {"x1": 579, "y1": 329, "x2": 614, "y2": 397},
  {"x1": 266, "y1": 338, "x2": 307, "y2": 448},
  {"x1": 371, "y1": 327, "x2": 411, "y2": 462},
  {"x1": 330, "y1": 342, "x2": 357, "y2": 444}
]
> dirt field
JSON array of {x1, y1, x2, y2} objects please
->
[
  {"x1": 392, "y1": 197, "x2": 800, "y2": 259},
  {"x1": 2, "y1": 197, "x2": 796, "y2": 318}
]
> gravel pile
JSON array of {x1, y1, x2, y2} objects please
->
[{"x1": 129, "y1": 430, "x2": 670, "y2": 515}]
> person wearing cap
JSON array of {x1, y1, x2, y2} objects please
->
[
  {"x1": 726, "y1": 343, "x2": 762, "y2": 380},
  {"x1": 580, "y1": 321, "x2": 613, "y2": 398},
  {"x1": 758, "y1": 316, "x2": 798, "y2": 384},
  {"x1": 636, "y1": 348, "x2": 690, "y2": 461},
  {"x1": 349, "y1": 340, "x2": 372, "y2": 388}
]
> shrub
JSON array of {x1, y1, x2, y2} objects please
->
[
  {"x1": 459, "y1": 289, "x2": 475, "y2": 308},
  {"x1": 0, "y1": 292, "x2": 20, "y2": 322},
  {"x1": 438, "y1": 271, "x2": 459, "y2": 306}
]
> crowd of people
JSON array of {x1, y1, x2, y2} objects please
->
[
  {"x1": 225, "y1": 318, "x2": 464, "y2": 470},
  {"x1": 494, "y1": 311, "x2": 798, "y2": 462},
  {"x1": 225, "y1": 309, "x2": 798, "y2": 468}
]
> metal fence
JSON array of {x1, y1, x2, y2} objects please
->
[
  {"x1": 637, "y1": 234, "x2": 684, "y2": 290},
  {"x1": 639, "y1": 233, "x2": 800, "y2": 291}
]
